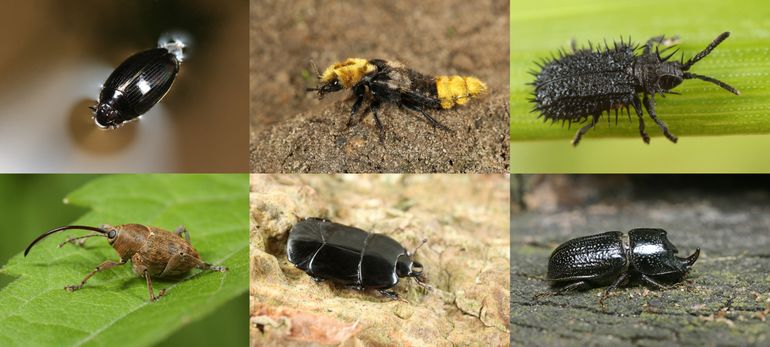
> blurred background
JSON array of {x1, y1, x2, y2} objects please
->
[
  {"x1": 0, "y1": 0, "x2": 248, "y2": 172},
  {"x1": 0, "y1": 175, "x2": 247, "y2": 346}
]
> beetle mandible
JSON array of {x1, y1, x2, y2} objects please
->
[
  {"x1": 536, "y1": 228, "x2": 700, "y2": 304},
  {"x1": 24, "y1": 224, "x2": 227, "y2": 302},
  {"x1": 91, "y1": 36, "x2": 186, "y2": 129},
  {"x1": 286, "y1": 218, "x2": 427, "y2": 300}
]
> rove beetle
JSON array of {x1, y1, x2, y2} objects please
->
[
  {"x1": 24, "y1": 224, "x2": 227, "y2": 302},
  {"x1": 91, "y1": 36, "x2": 186, "y2": 129},
  {"x1": 537, "y1": 228, "x2": 700, "y2": 304},
  {"x1": 286, "y1": 218, "x2": 427, "y2": 300}
]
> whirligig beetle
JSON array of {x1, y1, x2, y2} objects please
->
[
  {"x1": 91, "y1": 34, "x2": 187, "y2": 129},
  {"x1": 24, "y1": 224, "x2": 227, "y2": 302},
  {"x1": 536, "y1": 228, "x2": 700, "y2": 305},
  {"x1": 286, "y1": 217, "x2": 427, "y2": 300}
]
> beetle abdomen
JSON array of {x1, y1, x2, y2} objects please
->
[
  {"x1": 532, "y1": 44, "x2": 637, "y2": 121},
  {"x1": 547, "y1": 231, "x2": 627, "y2": 283}
]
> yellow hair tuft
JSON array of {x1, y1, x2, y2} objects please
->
[{"x1": 435, "y1": 76, "x2": 487, "y2": 109}]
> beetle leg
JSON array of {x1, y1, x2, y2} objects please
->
[
  {"x1": 144, "y1": 269, "x2": 166, "y2": 302},
  {"x1": 378, "y1": 289, "x2": 399, "y2": 300},
  {"x1": 65, "y1": 259, "x2": 127, "y2": 292},
  {"x1": 368, "y1": 100, "x2": 385, "y2": 142},
  {"x1": 197, "y1": 261, "x2": 228, "y2": 272},
  {"x1": 534, "y1": 281, "x2": 591, "y2": 301},
  {"x1": 643, "y1": 94, "x2": 678, "y2": 143},
  {"x1": 174, "y1": 225, "x2": 190, "y2": 242},
  {"x1": 347, "y1": 85, "x2": 367, "y2": 128},
  {"x1": 571, "y1": 114, "x2": 599, "y2": 146},
  {"x1": 402, "y1": 102, "x2": 452, "y2": 132},
  {"x1": 639, "y1": 274, "x2": 673, "y2": 290},
  {"x1": 631, "y1": 97, "x2": 651, "y2": 144},
  {"x1": 598, "y1": 272, "x2": 630, "y2": 306}
]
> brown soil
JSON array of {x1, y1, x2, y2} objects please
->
[
  {"x1": 250, "y1": 0, "x2": 510, "y2": 173},
  {"x1": 250, "y1": 174, "x2": 510, "y2": 346}
]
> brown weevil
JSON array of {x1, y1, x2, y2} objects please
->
[{"x1": 24, "y1": 224, "x2": 228, "y2": 302}]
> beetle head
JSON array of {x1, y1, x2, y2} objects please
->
[
  {"x1": 306, "y1": 58, "x2": 375, "y2": 99},
  {"x1": 629, "y1": 228, "x2": 700, "y2": 280},
  {"x1": 396, "y1": 254, "x2": 424, "y2": 280},
  {"x1": 91, "y1": 103, "x2": 123, "y2": 129},
  {"x1": 396, "y1": 239, "x2": 427, "y2": 282},
  {"x1": 676, "y1": 32, "x2": 739, "y2": 95}
]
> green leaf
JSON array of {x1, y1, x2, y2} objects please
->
[
  {"x1": 511, "y1": 0, "x2": 770, "y2": 172},
  {"x1": 0, "y1": 174, "x2": 248, "y2": 347}
]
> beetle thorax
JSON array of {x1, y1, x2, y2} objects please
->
[{"x1": 111, "y1": 226, "x2": 149, "y2": 261}]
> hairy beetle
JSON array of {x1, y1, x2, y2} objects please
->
[
  {"x1": 308, "y1": 58, "x2": 487, "y2": 141},
  {"x1": 530, "y1": 32, "x2": 739, "y2": 145},
  {"x1": 286, "y1": 218, "x2": 426, "y2": 299},
  {"x1": 538, "y1": 228, "x2": 700, "y2": 304},
  {"x1": 24, "y1": 224, "x2": 227, "y2": 302},
  {"x1": 91, "y1": 37, "x2": 186, "y2": 129}
]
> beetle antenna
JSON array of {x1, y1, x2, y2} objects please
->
[
  {"x1": 24, "y1": 225, "x2": 108, "y2": 256},
  {"x1": 310, "y1": 60, "x2": 321, "y2": 78},
  {"x1": 58, "y1": 233, "x2": 106, "y2": 248},
  {"x1": 683, "y1": 72, "x2": 740, "y2": 95},
  {"x1": 411, "y1": 239, "x2": 428, "y2": 256},
  {"x1": 683, "y1": 32, "x2": 730, "y2": 70}
]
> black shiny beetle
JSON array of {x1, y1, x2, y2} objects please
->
[
  {"x1": 91, "y1": 37, "x2": 185, "y2": 128},
  {"x1": 538, "y1": 228, "x2": 700, "y2": 304},
  {"x1": 286, "y1": 218, "x2": 426, "y2": 299}
]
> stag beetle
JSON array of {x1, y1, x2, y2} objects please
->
[
  {"x1": 537, "y1": 228, "x2": 700, "y2": 304},
  {"x1": 24, "y1": 224, "x2": 227, "y2": 302},
  {"x1": 286, "y1": 218, "x2": 427, "y2": 299}
]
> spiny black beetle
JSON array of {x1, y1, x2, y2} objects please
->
[
  {"x1": 286, "y1": 217, "x2": 427, "y2": 299},
  {"x1": 24, "y1": 224, "x2": 227, "y2": 302},
  {"x1": 530, "y1": 32, "x2": 739, "y2": 146},
  {"x1": 537, "y1": 228, "x2": 700, "y2": 304},
  {"x1": 91, "y1": 36, "x2": 186, "y2": 129}
]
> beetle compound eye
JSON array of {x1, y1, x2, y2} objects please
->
[{"x1": 658, "y1": 75, "x2": 682, "y2": 90}]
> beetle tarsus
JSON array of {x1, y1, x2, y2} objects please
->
[{"x1": 378, "y1": 289, "x2": 399, "y2": 300}]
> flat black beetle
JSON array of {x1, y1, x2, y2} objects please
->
[
  {"x1": 286, "y1": 218, "x2": 426, "y2": 299},
  {"x1": 530, "y1": 32, "x2": 739, "y2": 145},
  {"x1": 91, "y1": 38, "x2": 185, "y2": 128},
  {"x1": 539, "y1": 228, "x2": 700, "y2": 304}
]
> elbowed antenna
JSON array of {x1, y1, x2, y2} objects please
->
[
  {"x1": 683, "y1": 32, "x2": 730, "y2": 70},
  {"x1": 24, "y1": 225, "x2": 107, "y2": 256}
]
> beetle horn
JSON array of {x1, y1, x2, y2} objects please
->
[
  {"x1": 24, "y1": 225, "x2": 108, "y2": 256},
  {"x1": 679, "y1": 248, "x2": 700, "y2": 268}
]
